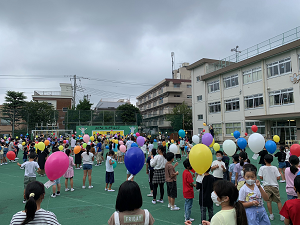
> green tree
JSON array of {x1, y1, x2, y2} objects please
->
[
  {"x1": 117, "y1": 103, "x2": 141, "y2": 125},
  {"x1": 166, "y1": 102, "x2": 192, "y2": 131},
  {"x1": 1, "y1": 91, "x2": 27, "y2": 137},
  {"x1": 76, "y1": 98, "x2": 93, "y2": 110}
]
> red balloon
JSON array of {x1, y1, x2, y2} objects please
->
[
  {"x1": 72, "y1": 134, "x2": 75, "y2": 137},
  {"x1": 251, "y1": 125, "x2": 258, "y2": 132},
  {"x1": 53, "y1": 133, "x2": 55, "y2": 135},
  {"x1": 203, "y1": 129, "x2": 205, "y2": 132},
  {"x1": 290, "y1": 144, "x2": 300, "y2": 157},
  {"x1": 63, "y1": 140, "x2": 67, "y2": 144},
  {"x1": 7, "y1": 151, "x2": 16, "y2": 160},
  {"x1": 245, "y1": 132, "x2": 248, "y2": 136}
]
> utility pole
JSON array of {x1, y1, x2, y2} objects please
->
[
  {"x1": 70, "y1": 75, "x2": 77, "y2": 108},
  {"x1": 171, "y1": 52, "x2": 175, "y2": 78},
  {"x1": 231, "y1": 46, "x2": 241, "y2": 62}
]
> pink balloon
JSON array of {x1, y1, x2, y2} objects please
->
[
  {"x1": 119, "y1": 140, "x2": 124, "y2": 145},
  {"x1": 83, "y1": 134, "x2": 90, "y2": 143},
  {"x1": 45, "y1": 151, "x2": 69, "y2": 181},
  {"x1": 120, "y1": 145, "x2": 126, "y2": 153},
  {"x1": 136, "y1": 132, "x2": 140, "y2": 137}
]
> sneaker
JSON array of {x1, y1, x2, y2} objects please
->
[
  {"x1": 0, "y1": 164, "x2": 2, "y2": 166},
  {"x1": 269, "y1": 214, "x2": 274, "y2": 221},
  {"x1": 95, "y1": 164, "x2": 99, "y2": 166},
  {"x1": 108, "y1": 189, "x2": 115, "y2": 192},
  {"x1": 56, "y1": 192, "x2": 60, "y2": 196},
  {"x1": 88, "y1": 186, "x2": 93, "y2": 189},
  {"x1": 23, "y1": 200, "x2": 26, "y2": 204},
  {"x1": 280, "y1": 215, "x2": 285, "y2": 221},
  {"x1": 152, "y1": 200, "x2": 156, "y2": 204},
  {"x1": 82, "y1": 186, "x2": 86, "y2": 189},
  {"x1": 50, "y1": 193, "x2": 56, "y2": 198},
  {"x1": 168, "y1": 204, "x2": 177, "y2": 208},
  {"x1": 65, "y1": 188, "x2": 70, "y2": 192},
  {"x1": 71, "y1": 188, "x2": 75, "y2": 192},
  {"x1": 105, "y1": 188, "x2": 108, "y2": 191},
  {"x1": 5, "y1": 162, "x2": 8, "y2": 165},
  {"x1": 171, "y1": 206, "x2": 180, "y2": 211},
  {"x1": 20, "y1": 167, "x2": 24, "y2": 169},
  {"x1": 80, "y1": 166, "x2": 82, "y2": 168},
  {"x1": 216, "y1": 204, "x2": 220, "y2": 206},
  {"x1": 147, "y1": 193, "x2": 153, "y2": 197},
  {"x1": 99, "y1": 163, "x2": 102, "y2": 165},
  {"x1": 185, "y1": 218, "x2": 194, "y2": 222},
  {"x1": 15, "y1": 157, "x2": 19, "y2": 160},
  {"x1": 279, "y1": 180, "x2": 286, "y2": 183},
  {"x1": 156, "y1": 199, "x2": 164, "y2": 203}
]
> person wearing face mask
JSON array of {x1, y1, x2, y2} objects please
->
[
  {"x1": 211, "y1": 151, "x2": 226, "y2": 182},
  {"x1": 234, "y1": 151, "x2": 249, "y2": 190},
  {"x1": 239, "y1": 164, "x2": 270, "y2": 225}
]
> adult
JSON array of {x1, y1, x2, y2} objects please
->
[
  {"x1": 81, "y1": 145, "x2": 94, "y2": 189},
  {"x1": 10, "y1": 181, "x2": 60, "y2": 225},
  {"x1": 126, "y1": 136, "x2": 134, "y2": 150},
  {"x1": 209, "y1": 125, "x2": 214, "y2": 138},
  {"x1": 37, "y1": 147, "x2": 49, "y2": 177},
  {"x1": 70, "y1": 136, "x2": 76, "y2": 155},
  {"x1": 95, "y1": 139, "x2": 103, "y2": 166}
]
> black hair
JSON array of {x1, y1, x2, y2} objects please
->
[
  {"x1": 131, "y1": 136, "x2": 135, "y2": 141},
  {"x1": 284, "y1": 145, "x2": 289, "y2": 149},
  {"x1": 243, "y1": 163, "x2": 257, "y2": 177},
  {"x1": 216, "y1": 151, "x2": 223, "y2": 156},
  {"x1": 289, "y1": 155, "x2": 299, "y2": 175},
  {"x1": 151, "y1": 148, "x2": 156, "y2": 156},
  {"x1": 21, "y1": 181, "x2": 45, "y2": 225},
  {"x1": 115, "y1": 181, "x2": 142, "y2": 212},
  {"x1": 214, "y1": 180, "x2": 248, "y2": 225},
  {"x1": 158, "y1": 145, "x2": 167, "y2": 159},
  {"x1": 264, "y1": 154, "x2": 273, "y2": 164},
  {"x1": 183, "y1": 159, "x2": 191, "y2": 169},
  {"x1": 294, "y1": 176, "x2": 300, "y2": 194},
  {"x1": 28, "y1": 152, "x2": 36, "y2": 159},
  {"x1": 65, "y1": 149, "x2": 71, "y2": 156},
  {"x1": 239, "y1": 151, "x2": 248, "y2": 166},
  {"x1": 108, "y1": 150, "x2": 115, "y2": 156},
  {"x1": 232, "y1": 154, "x2": 239, "y2": 163},
  {"x1": 86, "y1": 145, "x2": 91, "y2": 155},
  {"x1": 205, "y1": 167, "x2": 211, "y2": 173},
  {"x1": 166, "y1": 152, "x2": 174, "y2": 161},
  {"x1": 65, "y1": 144, "x2": 69, "y2": 148},
  {"x1": 280, "y1": 146, "x2": 285, "y2": 151}
]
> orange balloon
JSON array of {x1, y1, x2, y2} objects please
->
[
  {"x1": 44, "y1": 140, "x2": 50, "y2": 146},
  {"x1": 162, "y1": 141, "x2": 166, "y2": 147},
  {"x1": 74, "y1": 146, "x2": 81, "y2": 154}
]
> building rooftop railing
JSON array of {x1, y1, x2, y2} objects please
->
[
  {"x1": 33, "y1": 91, "x2": 72, "y2": 97},
  {"x1": 206, "y1": 26, "x2": 300, "y2": 74}
]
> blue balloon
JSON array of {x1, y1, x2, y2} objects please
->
[
  {"x1": 154, "y1": 139, "x2": 157, "y2": 142},
  {"x1": 125, "y1": 147, "x2": 145, "y2": 175},
  {"x1": 233, "y1": 131, "x2": 240, "y2": 139},
  {"x1": 237, "y1": 138, "x2": 247, "y2": 149},
  {"x1": 133, "y1": 134, "x2": 136, "y2": 137},
  {"x1": 185, "y1": 146, "x2": 188, "y2": 150},
  {"x1": 20, "y1": 134, "x2": 23, "y2": 137},
  {"x1": 131, "y1": 143, "x2": 138, "y2": 147},
  {"x1": 106, "y1": 145, "x2": 109, "y2": 149},
  {"x1": 265, "y1": 140, "x2": 277, "y2": 154},
  {"x1": 178, "y1": 129, "x2": 185, "y2": 138},
  {"x1": 6, "y1": 141, "x2": 9, "y2": 144}
]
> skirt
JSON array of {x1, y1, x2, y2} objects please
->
[
  {"x1": 152, "y1": 168, "x2": 165, "y2": 184},
  {"x1": 246, "y1": 206, "x2": 271, "y2": 225}
]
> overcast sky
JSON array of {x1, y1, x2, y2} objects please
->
[{"x1": 0, "y1": 0, "x2": 299, "y2": 107}]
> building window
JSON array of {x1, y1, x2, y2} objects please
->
[
  {"x1": 62, "y1": 107, "x2": 68, "y2": 112},
  {"x1": 246, "y1": 121, "x2": 265, "y2": 135},
  {"x1": 48, "y1": 102, "x2": 52, "y2": 106},
  {"x1": 158, "y1": 87, "x2": 164, "y2": 94},
  {"x1": 153, "y1": 101, "x2": 157, "y2": 107},
  {"x1": 243, "y1": 67, "x2": 262, "y2": 84},
  {"x1": 269, "y1": 88, "x2": 294, "y2": 106},
  {"x1": 208, "y1": 101, "x2": 221, "y2": 113},
  {"x1": 208, "y1": 80, "x2": 219, "y2": 93},
  {"x1": 225, "y1": 98, "x2": 240, "y2": 111},
  {"x1": 174, "y1": 83, "x2": 180, "y2": 88},
  {"x1": 226, "y1": 122, "x2": 241, "y2": 135},
  {"x1": 188, "y1": 106, "x2": 192, "y2": 109},
  {"x1": 1, "y1": 119, "x2": 10, "y2": 125},
  {"x1": 197, "y1": 114, "x2": 203, "y2": 120},
  {"x1": 196, "y1": 76, "x2": 200, "y2": 82},
  {"x1": 223, "y1": 75, "x2": 238, "y2": 88},
  {"x1": 147, "y1": 104, "x2": 151, "y2": 109},
  {"x1": 187, "y1": 95, "x2": 192, "y2": 99},
  {"x1": 267, "y1": 57, "x2": 291, "y2": 77},
  {"x1": 212, "y1": 123, "x2": 222, "y2": 136},
  {"x1": 187, "y1": 84, "x2": 192, "y2": 88},
  {"x1": 159, "y1": 97, "x2": 163, "y2": 104},
  {"x1": 244, "y1": 94, "x2": 263, "y2": 109},
  {"x1": 148, "y1": 94, "x2": 151, "y2": 100},
  {"x1": 153, "y1": 92, "x2": 156, "y2": 97},
  {"x1": 174, "y1": 94, "x2": 180, "y2": 97},
  {"x1": 197, "y1": 95, "x2": 202, "y2": 101},
  {"x1": 62, "y1": 120, "x2": 65, "y2": 125}
]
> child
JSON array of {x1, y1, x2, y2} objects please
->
[
  {"x1": 280, "y1": 175, "x2": 300, "y2": 225},
  {"x1": 165, "y1": 152, "x2": 179, "y2": 210},
  {"x1": 211, "y1": 151, "x2": 226, "y2": 182},
  {"x1": 175, "y1": 141, "x2": 181, "y2": 161},
  {"x1": 258, "y1": 147, "x2": 268, "y2": 167},
  {"x1": 199, "y1": 167, "x2": 214, "y2": 222},
  {"x1": 284, "y1": 145, "x2": 290, "y2": 167},
  {"x1": 239, "y1": 164, "x2": 270, "y2": 225},
  {"x1": 274, "y1": 146, "x2": 286, "y2": 182},
  {"x1": 22, "y1": 147, "x2": 28, "y2": 162},
  {"x1": 258, "y1": 154, "x2": 284, "y2": 221},
  {"x1": 81, "y1": 145, "x2": 94, "y2": 189},
  {"x1": 63, "y1": 149, "x2": 75, "y2": 192},
  {"x1": 222, "y1": 152, "x2": 230, "y2": 180},
  {"x1": 146, "y1": 148, "x2": 156, "y2": 197},
  {"x1": 108, "y1": 181, "x2": 155, "y2": 225},
  {"x1": 17, "y1": 152, "x2": 40, "y2": 203},
  {"x1": 229, "y1": 154, "x2": 239, "y2": 184},
  {"x1": 105, "y1": 150, "x2": 115, "y2": 192},
  {"x1": 285, "y1": 155, "x2": 300, "y2": 200},
  {"x1": 182, "y1": 159, "x2": 196, "y2": 222},
  {"x1": 0, "y1": 144, "x2": 3, "y2": 165},
  {"x1": 234, "y1": 151, "x2": 249, "y2": 190},
  {"x1": 3, "y1": 143, "x2": 8, "y2": 164}
]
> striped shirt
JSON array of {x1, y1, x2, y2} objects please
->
[{"x1": 10, "y1": 209, "x2": 60, "y2": 225}]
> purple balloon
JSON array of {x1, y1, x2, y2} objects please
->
[
  {"x1": 202, "y1": 133, "x2": 213, "y2": 146},
  {"x1": 47, "y1": 138, "x2": 51, "y2": 141},
  {"x1": 137, "y1": 136, "x2": 145, "y2": 146},
  {"x1": 66, "y1": 140, "x2": 69, "y2": 144}
]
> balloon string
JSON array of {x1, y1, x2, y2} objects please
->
[
  {"x1": 128, "y1": 174, "x2": 134, "y2": 181},
  {"x1": 201, "y1": 181, "x2": 204, "y2": 222}
]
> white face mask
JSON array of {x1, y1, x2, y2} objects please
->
[
  {"x1": 246, "y1": 179, "x2": 255, "y2": 185},
  {"x1": 240, "y1": 171, "x2": 244, "y2": 177},
  {"x1": 211, "y1": 191, "x2": 223, "y2": 205},
  {"x1": 216, "y1": 157, "x2": 222, "y2": 160}
]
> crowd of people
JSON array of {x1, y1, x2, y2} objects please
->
[{"x1": 1, "y1": 133, "x2": 300, "y2": 225}]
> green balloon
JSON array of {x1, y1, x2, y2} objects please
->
[
  {"x1": 83, "y1": 143, "x2": 87, "y2": 148},
  {"x1": 231, "y1": 133, "x2": 233, "y2": 136}
]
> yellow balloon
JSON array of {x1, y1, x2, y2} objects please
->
[
  {"x1": 273, "y1": 135, "x2": 280, "y2": 143},
  {"x1": 22, "y1": 142, "x2": 26, "y2": 146},
  {"x1": 213, "y1": 143, "x2": 220, "y2": 151},
  {"x1": 203, "y1": 123, "x2": 207, "y2": 126},
  {"x1": 171, "y1": 139, "x2": 174, "y2": 143},
  {"x1": 38, "y1": 142, "x2": 45, "y2": 151},
  {"x1": 59, "y1": 145, "x2": 64, "y2": 151},
  {"x1": 16, "y1": 136, "x2": 18, "y2": 139},
  {"x1": 209, "y1": 139, "x2": 215, "y2": 147},
  {"x1": 36, "y1": 135, "x2": 38, "y2": 138},
  {"x1": 189, "y1": 144, "x2": 212, "y2": 174},
  {"x1": 90, "y1": 136, "x2": 94, "y2": 141}
]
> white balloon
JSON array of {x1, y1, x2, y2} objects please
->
[
  {"x1": 192, "y1": 135, "x2": 200, "y2": 144},
  {"x1": 18, "y1": 144, "x2": 22, "y2": 149},
  {"x1": 169, "y1": 144, "x2": 178, "y2": 154},
  {"x1": 222, "y1": 140, "x2": 236, "y2": 156},
  {"x1": 248, "y1": 133, "x2": 265, "y2": 153}
]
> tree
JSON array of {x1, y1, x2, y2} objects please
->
[
  {"x1": 166, "y1": 102, "x2": 192, "y2": 131},
  {"x1": 76, "y1": 98, "x2": 93, "y2": 110},
  {"x1": 117, "y1": 103, "x2": 142, "y2": 125},
  {"x1": 1, "y1": 91, "x2": 27, "y2": 137}
]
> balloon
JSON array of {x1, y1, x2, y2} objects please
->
[
  {"x1": 265, "y1": 140, "x2": 277, "y2": 154},
  {"x1": 213, "y1": 143, "x2": 220, "y2": 151},
  {"x1": 63, "y1": 140, "x2": 67, "y2": 144},
  {"x1": 133, "y1": 134, "x2": 136, "y2": 137},
  {"x1": 162, "y1": 141, "x2": 166, "y2": 147},
  {"x1": 22, "y1": 142, "x2": 26, "y2": 146},
  {"x1": 90, "y1": 136, "x2": 94, "y2": 142},
  {"x1": 171, "y1": 139, "x2": 174, "y2": 143},
  {"x1": 209, "y1": 139, "x2": 215, "y2": 148},
  {"x1": 58, "y1": 145, "x2": 64, "y2": 151},
  {"x1": 18, "y1": 144, "x2": 22, "y2": 149},
  {"x1": 131, "y1": 143, "x2": 138, "y2": 147},
  {"x1": 106, "y1": 145, "x2": 109, "y2": 149},
  {"x1": 45, "y1": 151, "x2": 69, "y2": 181},
  {"x1": 120, "y1": 145, "x2": 126, "y2": 153},
  {"x1": 72, "y1": 134, "x2": 75, "y2": 137},
  {"x1": 202, "y1": 133, "x2": 213, "y2": 146},
  {"x1": 83, "y1": 134, "x2": 90, "y2": 143},
  {"x1": 203, "y1": 123, "x2": 207, "y2": 126},
  {"x1": 245, "y1": 132, "x2": 248, "y2": 136},
  {"x1": 154, "y1": 139, "x2": 157, "y2": 142},
  {"x1": 203, "y1": 129, "x2": 205, "y2": 132},
  {"x1": 251, "y1": 125, "x2": 258, "y2": 132},
  {"x1": 185, "y1": 146, "x2": 188, "y2": 150},
  {"x1": 237, "y1": 138, "x2": 247, "y2": 149},
  {"x1": 74, "y1": 146, "x2": 81, "y2": 154},
  {"x1": 273, "y1": 135, "x2": 280, "y2": 143},
  {"x1": 124, "y1": 147, "x2": 145, "y2": 175},
  {"x1": 189, "y1": 144, "x2": 212, "y2": 174},
  {"x1": 178, "y1": 129, "x2": 185, "y2": 138},
  {"x1": 112, "y1": 160, "x2": 117, "y2": 169},
  {"x1": 136, "y1": 132, "x2": 140, "y2": 137},
  {"x1": 291, "y1": 144, "x2": 300, "y2": 157},
  {"x1": 119, "y1": 140, "x2": 124, "y2": 145},
  {"x1": 137, "y1": 136, "x2": 145, "y2": 146},
  {"x1": 38, "y1": 142, "x2": 45, "y2": 151},
  {"x1": 233, "y1": 131, "x2": 240, "y2": 139},
  {"x1": 223, "y1": 140, "x2": 236, "y2": 156},
  {"x1": 44, "y1": 140, "x2": 50, "y2": 146},
  {"x1": 248, "y1": 133, "x2": 265, "y2": 153},
  {"x1": 192, "y1": 135, "x2": 200, "y2": 144},
  {"x1": 82, "y1": 143, "x2": 87, "y2": 148},
  {"x1": 231, "y1": 133, "x2": 233, "y2": 136},
  {"x1": 169, "y1": 144, "x2": 178, "y2": 153},
  {"x1": 7, "y1": 151, "x2": 16, "y2": 160}
]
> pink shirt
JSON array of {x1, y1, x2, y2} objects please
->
[{"x1": 285, "y1": 167, "x2": 300, "y2": 196}]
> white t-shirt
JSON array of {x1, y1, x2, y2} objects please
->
[
  {"x1": 150, "y1": 155, "x2": 167, "y2": 170},
  {"x1": 21, "y1": 161, "x2": 39, "y2": 177},
  {"x1": 210, "y1": 208, "x2": 237, "y2": 225},
  {"x1": 239, "y1": 184, "x2": 264, "y2": 206},
  {"x1": 126, "y1": 140, "x2": 133, "y2": 150},
  {"x1": 71, "y1": 139, "x2": 76, "y2": 148},
  {"x1": 141, "y1": 145, "x2": 147, "y2": 154},
  {"x1": 258, "y1": 165, "x2": 280, "y2": 188},
  {"x1": 285, "y1": 150, "x2": 290, "y2": 161},
  {"x1": 81, "y1": 152, "x2": 94, "y2": 165},
  {"x1": 211, "y1": 160, "x2": 226, "y2": 179},
  {"x1": 106, "y1": 156, "x2": 114, "y2": 172},
  {"x1": 148, "y1": 144, "x2": 154, "y2": 152}
]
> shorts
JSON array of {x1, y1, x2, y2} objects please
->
[
  {"x1": 264, "y1": 186, "x2": 281, "y2": 203},
  {"x1": 96, "y1": 153, "x2": 102, "y2": 161},
  {"x1": 83, "y1": 164, "x2": 92, "y2": 170},
  {"x1": 3, "y1": 150, "x2": 7, "y2": 157},
  {"x1": 117, "y1": 151, "x2": 122, "y2": 157},
  {"x1": 285, "y1": 161, "x2": 291, "y2": 167},
  {"x1": 24, "y1": 176, "x2": 36, "y2": 189},
  {"x1": 278, "y1": 162, "x2": 286, "y2": 169},
  {"x1": 175, "y1": 154, "x2": 181, "y2": 159},
  {"x1": 166, "y1": 181, "x2": 177, "y2": 198},
  {"x1": 106, "y1": 171, "x2": 114, "y2": 184},
  {"x1": 54, "y1": 178, "x2": 60, "y2": 185},
  {"x1": 0, "y1": 154, "x2": 3, "y2": 160}
]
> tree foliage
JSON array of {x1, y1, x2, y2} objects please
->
[
  {"x1": 166, "y1": 102, "x2": 192, "y2": 131},
  {"x1": 117, "y1": 103, "x2": 142, "y2": 125},
  {"x1": 76, "y1": 98, "x2": 93, "y2": 110}
]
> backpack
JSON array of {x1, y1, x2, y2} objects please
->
[{"x1": 113, "y1": 209, "x2": 149, "y2": 225}]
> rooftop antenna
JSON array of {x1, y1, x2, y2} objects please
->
[
  {"x1": 171, "y1": 52, "x2": 175, "y2": 78},
  {"x1": 231, "y1": 46, "x2": 241, "y2": 62}
]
